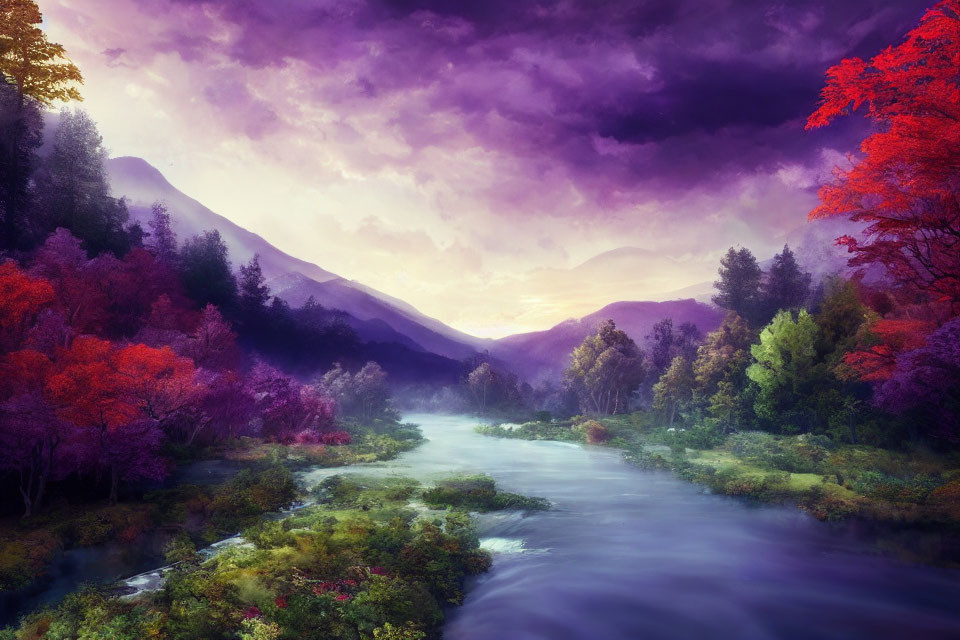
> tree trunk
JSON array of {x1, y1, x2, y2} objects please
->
[
  {"x1": 109, "y1": 466, "x2": 119, "y2": 505},
  {"x1": 18, "y1": 467, "x2": 34, "y2": 518}
]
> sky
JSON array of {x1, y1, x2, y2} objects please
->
[{"x1": 41, "y1": 0, "x2": 932, "y2": 337}]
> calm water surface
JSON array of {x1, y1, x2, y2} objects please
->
[{"x1": 359, "y1": 414, "x2": 960, "y2": 640}]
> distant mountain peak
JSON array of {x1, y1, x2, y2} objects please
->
[{"x1": 109, "y1": 156, "x2": 175, "y2": 190}]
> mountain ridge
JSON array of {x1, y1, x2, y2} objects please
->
[{"x1": 106, "y1": 156, "x2": 485, "y2": 362}]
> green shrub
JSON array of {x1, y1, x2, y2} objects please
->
[
  {"x1": 849, "y1": 471, "x2": 943, "y2": 503},
  {"x1": 421, "y1": 476, "x2": 550, "y2": 512}
]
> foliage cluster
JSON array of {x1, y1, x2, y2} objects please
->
[{"x1": 0, "y1": 474, "x2": 548, "y2": 639}]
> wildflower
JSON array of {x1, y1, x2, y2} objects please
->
[
  {"x1": 274, "y1": 596, "x2": 288, "y2": 609},
  {"x1": 243, "y1": 606, "x2": 262, "y2": 619},
  {"x1": 313, "y1": 581, "x2": 337, "y2": 595},
  {"x1": 335, "y1": 593, "x2": 351, "y2": 601}
]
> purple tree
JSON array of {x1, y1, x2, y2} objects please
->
[{"x1": 877, "y1": 317, "x2": 960, "y2": 442}]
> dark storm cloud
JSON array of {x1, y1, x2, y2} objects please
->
[{"x1": 150, "y1": 0, "x2": 931, "y2": 204}]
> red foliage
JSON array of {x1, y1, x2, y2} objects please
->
[
  {"x1": 841, "y1": 318, "x2": 935, "y2": 382},
  {"x1": 46, "y1": 336, "x2": 140, "y2": 431},
  {"x1": 0, "y1": 261, "x2": 55, "y2": 348},
  {"x1": 807, "y1": 1, "x2": 960, "y2": 311}
]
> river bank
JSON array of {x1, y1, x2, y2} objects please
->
[
  {"x1": 0, "y1": 418, "x2": 423, "y2": 624},
  {"x1": 3, "y1": 471, "x2": 542, "y2": 640},
  {"x1": 476, "y1": 413, "x2": 960, "y2": 566},
  {"x1": 6, "y1": 414, "x2": 960, "y2": 639}
]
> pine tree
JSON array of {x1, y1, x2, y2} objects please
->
[
  {"x1": 238, "y1": 254, "x2": 270, "y2": 320},
  {"x1": 761, "y1": 244, "x2": 811, "y2": 323},
  {"x1": 147, "y1": 202, "x2": 178, "y2": 264},
  {"x1": 712, "y1": 246, "x2": 763, "y2": 326}
]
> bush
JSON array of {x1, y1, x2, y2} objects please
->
[
  {"x1": 210, "y1": 466, "x2": 298, "y2": 533},
  {"x1": 421, "y1": 476, "x2": 550, "y2": 512},
  {"x1": 849, "y1": 471, "x2": 943, "y2": 503},
  {"x1": 578, "y1": 420, "x2": 611, "y2": 444}
]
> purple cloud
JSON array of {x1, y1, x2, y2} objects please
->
[{"x1": 126, "y1": 0, "x2": 929, "y2": 213}]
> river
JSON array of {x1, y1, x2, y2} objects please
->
[
  {"x1": 6, "y1": 413, "x2": 960, "y2": 638},
  {"x1": 334, "y1": 414, "x2": 960, "y2": 640}
]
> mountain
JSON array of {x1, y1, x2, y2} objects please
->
[
  {"x1": 108, "y1": 157, "x2": 337, "y2": 284},
  {"x1": 105, "y1": 156, "x2": 483, "y2": 363},
  {"x1": 492, "y1": 299, "x2": 726, "y2": 382},
  {"x1": 269, "y1": 272, "x2": 485, "y2": 361}
]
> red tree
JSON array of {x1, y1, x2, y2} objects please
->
[
  {"x1": 0, "y1": 260, "x2": 54, "y2": 350},
  {"x1": 45, "y1": 336, "x2": 192, "y2": 502},
  {"x1": 807, "y1": 1, "x2": 960, "y2": 311},
  {"x1": 841, "y1": 318, "x2": 935, "y2": 382}
]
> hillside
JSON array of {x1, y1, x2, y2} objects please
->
[
  {"x1": 492, "y1": 299, "x2": 725, "y2": 382},
  {"x1": 106, "y1": 156, "x2": 483, "y2": 363}
]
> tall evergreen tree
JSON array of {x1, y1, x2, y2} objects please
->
[
  {"x1": 238, "y1": 254, "x2": 270, "y2": 320},
  {"x1": 712, "y1": 246, "x2": 763, "y2": 326},
  {"x1": 0, "y1": 0, "x2": 82, "y2": 249},
  {"x1": 179, "y1": 230, "x2": 237, "y2": 309},
  {"x1": 0, "y1": 81, "x2": 41, "y2": 249},
  {"x1": 762, "y1": 244, "x2": 811, "y2": 322},
  {"x1": 147, "y1": 201, "x2": 177, "y2": 264},
  {"x1": 33, "y1": 109, "x2": 130, "y2": 254}
]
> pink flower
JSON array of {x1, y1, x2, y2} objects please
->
[
  {"x1": 274, "y1": 596, "x2": 288, "y2": 609},
  {"x1": 335, "y1": 593, "x2": 351, "y2": 601},
  {"x1": 369, "y1": 566, "x2": 387, "y2": 576},
  {"x1": 243, "y1": 606, "x2": 262, "y2": 619}
]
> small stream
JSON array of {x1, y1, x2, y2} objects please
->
[{"x1": 4, "y1": 414, "x2": 960, "y2": 638}]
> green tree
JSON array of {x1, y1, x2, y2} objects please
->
[
  {"x1": 565, "y1": 320, "x2": 646, "y2": 415},
  {"x1": 692, "y1": 312, "x2": 754, "y2": 431},
  {"x1": 713, "y1": 246, "x2": 763, "y2": 326},
  {"x1": 813, "y1": 276, "x2": 872, "y2": 366},
  {"x1": 0, "y1": 0, "x2": 82, "y2": 106},
  {"x1": 747, "y1": 310, "x2": 827, "y2": 433},
  {"x1": 653, "y1": 356, "x2": 694, "y2": 426}
]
